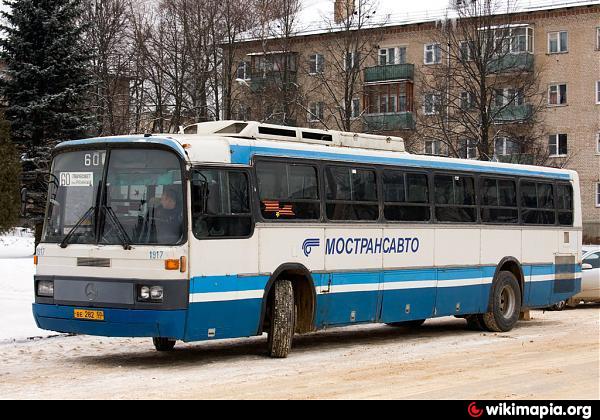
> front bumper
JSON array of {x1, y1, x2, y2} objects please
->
[{"x1": 33, "y1": 304, "x2": 187, "y2": 339}]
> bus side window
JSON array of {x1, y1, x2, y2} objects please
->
[
  {"x1": 480, "y1": 178, "x2": 518, "y2": 224},
  {"x1": 434, "y1": 174, "x2": 477, "y2": 223},
  {"x1": 557, "y1": 183, "x2": 574, "y2": 226},
  {"x1": 521, "y1": 181, "x2": 556, "y2": 225},
  {"x1": 255, "y1": 161, "x2": 320, "y2": 221},
  {"x1": 383, "y1": 171, "x2": 430, "y2": 222},
  {"x1": 192, "y1": 169, "x2": 253, "y2": 239},
  {"x1": 325, "y1": 166, "x2": 379, "y2": 221}
]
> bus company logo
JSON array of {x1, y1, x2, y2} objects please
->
[
  {"x1": 302, "y1": 239, "x2": 321, "y2": 257},
  {"x1": 468, "y1": 402, "x2": 484, "y2": 418}
]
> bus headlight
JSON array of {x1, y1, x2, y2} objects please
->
[
  {"x1": 138, "y1": 285, "x2": 164, "y2": 302},
  {"x1": 37, "y1": 281, "x2": 54, "y2": 297},
  {"x1": 150, "y1": 286, "x2": 164, "y2": 301},
  {"x1": 139, "y1": 286, "x2": 150, "y2": 301}
]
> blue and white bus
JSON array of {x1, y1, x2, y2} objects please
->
[{"x1": 33, "y1": 121, "x2": 582, "y2": 358}]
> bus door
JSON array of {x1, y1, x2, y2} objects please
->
[{"x1": 185, "y1": 168, "x2": 261, "y2": 342}]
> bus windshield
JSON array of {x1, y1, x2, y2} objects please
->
[{"x1": 42, "y1": 148, "x2": 185, "y2": 246}]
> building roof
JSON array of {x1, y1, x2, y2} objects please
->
[{"x1": 240, "y1": 0, "x2": 600, "y2": 42}]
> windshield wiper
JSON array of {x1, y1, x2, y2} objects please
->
[
  {"x1": 102, "y1": 206, "x2": 133, "y2": 251},
  {"x1": 59, "y1": 206, "x2": 95, "y2": 249}
]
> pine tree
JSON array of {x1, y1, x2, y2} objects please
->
[
  {"x1": 0, "y1": 116, "x2": 22, "y2": 234},
  {"x1": 0, "y1": 0, "x2": 95, "y2": 155}
]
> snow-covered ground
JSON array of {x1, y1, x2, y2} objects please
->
[{"x1": 0, "y1": 230, "x2": 49, "y2": 342}]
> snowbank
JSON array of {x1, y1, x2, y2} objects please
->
[{"x1": 0, "y1": 231, "x2": 49, "y2": 341}]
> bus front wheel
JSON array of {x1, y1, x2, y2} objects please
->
[
  {"x1": 482, "y1": 271, "x2": 522, "y2": 333},
  {"x1": 267, "y1": 280, "x2": 295, "y2": 359},
  {"x1": 153, "y1": 337, "x2": 176, "y2": 352}
]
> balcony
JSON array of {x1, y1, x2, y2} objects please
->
[
  {"x1": 364, "y1": 112, "x2": 416, "y2": 132},
  {"x1": 488, "y1": 53, "x2": 534, "y2": 74},
  {"x1": 364, "y1": 64, "x2": 414, "y2": 83},
  {"x1": 493, "y1": 104, "x2": 534, "y2": 123},
  {"x1": 249, "y1": 71, "x2": 298, "y2": 91}
]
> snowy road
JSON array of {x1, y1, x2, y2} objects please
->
[{"x1": 0, "y1": 307, "x2": 598, "y2": 400}]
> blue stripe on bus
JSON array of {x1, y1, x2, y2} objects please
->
[
  {"x1": 230, "y1": 145, "x2": 572, "y2": 180},
  {"x1": 190, "y1": 275, "x2": 269, "y2": 294}
]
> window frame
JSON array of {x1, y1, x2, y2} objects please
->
[
  {"x1": 548, "y1": 31, "x2": 568, "y2": 54},
  {"x1": 479, "y1": 176, "x2": 519, "y2": 225},
  {"x1": 254, "y1": 158, "x2": 322, "y2": 223},
  {"x1": 548, "y1": 83, "x2": 568, "y2": 106},
  {"x1": 432, "y1": 172, "x2": 479, "y2": 224},
  {"x1": 323, "y1": 163, "x2": 381, "y2": 223},
  {"x1": 308, "y1": 101, "x2": 325, "y2": 122},
  {"x1": 381, "y1": 169, "x2": 432, "y2": 224},
  {"x1": 596, "y1": 182, "x2": 600, "y2": 208},
  {"x1": 424, "y1": 43, "x2": 441, "y2": 65},
  {"x1": 308, "y1": 53, "x2": 325, "y2": 75},
  {"x1": 596, "y1": 81, "x2": 600, "y2": 105},
  {"x1": 519, "y1": 179, "x2": 558, "y2": 226},
  {"x1": 190, "y1": 165, "x2": 255, "y2": 241},
  {"x1": 548, "y1": 133, "x2": 568, "y2": 158}
]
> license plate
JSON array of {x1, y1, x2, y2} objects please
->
[{"x1": 74, "y1": 309, "x2": 105, "y2": 321}]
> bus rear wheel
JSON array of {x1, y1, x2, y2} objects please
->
[
  {"x1": 153, "y1": 337, "x2": 176, "y2": 352},
  {"x1": 482, "y1": 271, "x2": 522, "y2": 333},
  {"x1": 386, "y1": 319, "x2": 426, "y2": 328},
  {"x1": 267, "y1": 280, "x2": 295, "y2": 359}
]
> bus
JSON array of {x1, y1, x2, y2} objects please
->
[{"x1": 33, "y1": 121, "x2": 582, "y2": 358}]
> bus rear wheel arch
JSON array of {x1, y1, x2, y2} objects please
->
[{"x1": 482, "y1": 270, "x2": 522, "y2": 332}]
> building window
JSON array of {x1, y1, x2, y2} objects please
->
[
  {"x1": 423, "y1": 93, "x2": 441, "y2": 115},
  {"x1": 596, "y1": 81, "x2": 600, "y2": 104},
  {"x1": 425, "y1": 139, "x2": 446, "y2": 156},
  {"x1": 596, "y1": 27, "x2": 600, "y2": 50},
  {"x1": 351, "y1": 98, "x2": 361, "y2": 119},
  {"x1": 459, "y1": 41, "x2": 474, "y2": 61},
  {"x1": 380, "y1": 95, "x2": 397, "y2": 114},
  {"x1": 379, "y1": 47, "x2": 407, "y2": 66},
  {"x1": 459, "y1": 139, "x2": 478, "y2": 159},
  {"x1": 549, "y1": 134, "x2": 568, "y2": 157},
  {"x1": 597, "y1": 132, "x2": 600, "y2": 154},
  {"x1": 495, "y1": 88, "x2": 524, "y2": 107},
  {"x1": 548, "y1": 31, "x2": 568, "y2": 53},
  {"x1": 237, "y1": 61, "x2": 250, "y2": 80},
  {"x1": 424, "y1": 43, "x2": 441, "y2": 65},
  {"x1": 495, "y1": 137, "x2": 520, "y2": 156},
  {"x1": 345, "y1": 51, "x2": 359, "y2": 71},
  {"x1": 309, "y1": 54, "x2": 325, "y2": 74},
  {"x1": 460, "y1": 91, "x2": 476, "y2": 110},
  {"x1": 596, "y1": 183, "x2": 600, "y2": 207},
  {"x1": 308, "y1": 102, "x2": 325, "y2": 122},
  {"x1": 548, "y1": 84, "x2": 567, "y2": 106}
]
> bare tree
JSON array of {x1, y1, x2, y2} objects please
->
[
  {"x1": 83, "y1": 0, "x2": 132, "y2": 136},
  {"x1": 301, "y1": 0, "x2": 384, "y2": 131},
  {"x1": 413, "y1": 0, "x2": 547, "y2": 163}
]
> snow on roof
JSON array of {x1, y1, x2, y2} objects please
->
[{"x1": 240, "y1": 0, "x2": 599, "y2": 42}]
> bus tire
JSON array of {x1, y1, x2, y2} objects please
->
[
  {"x1": 267, "y1": 280, "x2": 295, "y2": 359},
  {"x1": 386, "y1": 319, "x2": 426, "y2": 328},
  {"x1": 153, "y1": 337, "x2": 176, "y2": 352},
  {"x1": 482, "y1": 271, "x2": 522, "y2": 333}
]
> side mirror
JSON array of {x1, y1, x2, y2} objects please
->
[{"x1": 582, "y1": 263, "x2": 593, "y2": 271}]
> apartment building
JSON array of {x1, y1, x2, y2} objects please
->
[{"x1": 232, "y1": 1, "x2": 600, "y2": 242}]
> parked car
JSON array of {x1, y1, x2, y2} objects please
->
[{"x1": 550, "y1": 246, "x2": 600, "y2": 310}]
